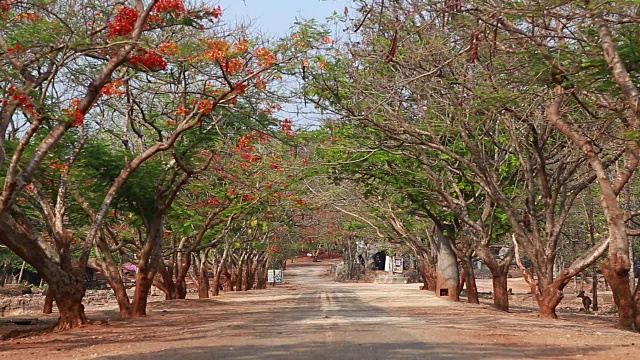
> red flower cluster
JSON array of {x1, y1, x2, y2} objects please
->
[
  {"x1": 232, "y1": 82, "x2": 247, "y2": 96},
  {"x1": 101, "y1": 79, "x2": 125, "y2": 96},
  {"x1": 255, "y1": 75, "x2": 267, "y2": 90},
  {"x1": 65, "y1": 100, "x2": 84, "y2": 127},
  {"x1": 280, "y1": 119, "x2": 294, "y2": 137},
  {"x1": 158, "y1": 42, "x2": 179, "y2": 55},
  {"x1": 198, "y1": 99, "x2": 214, "y2": 114},
  {"x1": 153, "y1": 0, "x2": 185, "y2": 14},
  {"x1": 175, "y1": 106, "x2": 189, "y2": 116},
  {"x1": 108, "y1": 7, "x2": 138, "y2": 38},
  {"x1": 15, "y1": 12, "x2": 37, "y2": 22},
  {"x1": 49, "y1": 161, "x2": 70, "y2": 174},
  {"x1": 6, "y1": 86, "x2": 34, "y2": 115},
  {"x1": 221, "y1": 58, "x2": 243, "y2": 75},
  {"x1": 254, "y1": 48, "x2": 275, "y2": 68},
  {"x1": 7, "y1": 44, "x2": 24, "y2": 55},
  {"x1": 128, "y1": 49, "x2": 167, "y2": 71},
  {"x1": 236, "y1": 134, "x2": 252, "y2": 148},
  {"x1": 204, "y1": 197, "x2": 221, "y2": 207},
  {"x1": 233, "y1": 39, "x2": 249, "y2": 53},
  {"x1": 0, "y1": 0, "x2": 12, "y2": 13},
  {"x1": 252, "y1": 131, "x2": 271, "y2": 144},
  {"x1": 211, "y1": 5, "x2": 222, "y2": 18},
  {"x1": 203, "y1": 39, "x2": 230, "y2": 61}
]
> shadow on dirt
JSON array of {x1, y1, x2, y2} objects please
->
[{"x1": 99, "y1": 341, "x2": 609, "y2": 360}]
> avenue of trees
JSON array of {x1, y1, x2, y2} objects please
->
[
  {"x1": 0, "y1": 0, "x2": 639, "y2": 335},
  {"x1": 304, "y1": 0, "x2": 640, "y2": 331}
]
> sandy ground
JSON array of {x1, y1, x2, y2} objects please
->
[{"x1": 0, "y1": 260, "x2": 639, "y2": 359}]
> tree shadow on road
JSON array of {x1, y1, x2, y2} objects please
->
[{"x1": 98, "y1": 340, "x2": 612, "y2": 360}]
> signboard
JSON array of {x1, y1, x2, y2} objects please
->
[
  {"x1": 267, "y1": 270, "x2": 283, "y2": 284},
  {"x1": 392, "y1": 257, "x2": 404, "y2": 274}
]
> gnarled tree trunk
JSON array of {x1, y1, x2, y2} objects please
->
[
  {"x1": 0, "y1": 215, "x2": 88, "y2": 329},
  {"x1": 131, "y1": 213, "x2": 163, "y2": 317},
  {"x1": 460, "y1": 255, "x2": 479, "y2": 304}
]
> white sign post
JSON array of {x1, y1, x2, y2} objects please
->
[
  {"x1": 268, "y1": 270, "x2": 283, "y2": 284},
  {"x1": 392, "y1": 257, "x2": 404, "y2": 274}
]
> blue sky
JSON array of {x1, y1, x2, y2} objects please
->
[
  {"x1": 221, "y1": 0, "x2": 351, "y2": 128},
  {"x1": 222, "y1": 0, "x2": 349, "y2": 36}
]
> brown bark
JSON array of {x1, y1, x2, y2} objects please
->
[
  {"x1": 198, "y1": 264, "x2": 209, "y2": 298},
  {"x1": 256, "y1": 258, "x2": 268, "y2": 290},
  {"x1": 131, "y1": 271, "x2": 153, "y2": 317},
  {"x1": 592, "y1": 268, "x2": 599, "y2": 312},
  {"x1": 154, "y1": 261, "x2": 179, "y2": 300},
  {"x1": 0, "y1": 215, "x2": 88, "y2": 329},
  {"x1": 131, "y1": 213, "x2": 163, "y2": 317},
  {"x1": 536, "y1": 281, "x2": 566, "y2": 319},
  {"x1": 247, "y1": 258, "x2": 257, "y2": 290},
  {"x1": 458, "y1": 267, "x2": 466, "y2": 297},
  {"x1": 221, "y1": 263, "x2": 232, "y2": 292},
  {"x1": 601, "y1": 258, "x2": 635, "y2": 329},
  {"x1": 91, "y1": 237, "x2": 133, "y2": 319},
  {"x1": 234, "y1": 257, "x2": 243, "y2": 291},
  {"x1": 491, "y1": 273, "x2": 509, "y2": 312},
  {"x1": 416, "y1": 255, "x2": 436, "y2": 291},
  {"x1": 634, "y1": 280, "x2": 640, "y2": 330},
  {"x1": 476, "y1": 242, "x2": 513, "y2": 312},
  {"x1": 173, "y1": 254, "x2": 191, "y2": 299},
  {"x1": 241, "y1": 256, "x2": 249, "y2": 291},
  {"x1": 461, "y1": 257, "x2": 479, "y2": 304},
  {"x1": 54, "y1": 287, "x2": 87, "y2": 331},
  {"x1": 43, "y1": 289, "x2": 54, "y2": 314},
  {"x1": 211, "y1": 262, "x2": 223, "y2": 297}
]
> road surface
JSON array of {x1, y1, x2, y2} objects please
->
[{"x1": 1, "y1": 261, "x2": 638, "y2": 359}]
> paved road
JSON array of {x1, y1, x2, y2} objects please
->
[
  {"x1": 100, "y1": 262, "x2": 637, "y2": 359},
  {"x1": 3, "y1": 261, "x2": 638, "y2": 359}
]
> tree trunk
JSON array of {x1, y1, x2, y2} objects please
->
[
  {"x1": 601, "y1": 257, "x2": 635, "y2": 329},
  {"x1": 634, "y1": 279, "x2": 640, "y2": 330},
  {"x1": 173, "y1": 255, "x2": 191, "y2": 299},
  {"x1": 247, "y1": 257, "x2": 257, "y2": 290},
  {"x1": 0, "y1": 214, "x2": 88, "y2": 329},
  {"x1": 211, "y1": 261, "x2": 223, "y2": 297},
  {"x1": 198, "y1": 263, "x2": 209, "y2": 298},
  {"x1": 241, "y1": 256, "x2": 249, "y2": 291},
  {"x1": 492, "y1": 272, "x2": 509, "y2": 312},
  {"x1": 221, "y1": 263, "x2": 232, "y2": 292},
  {"x1": 17, "y1": 261, "x2": 25, "y2": 283},
  {"x1": 416, "y1": 254, "x2": 436, "y2": 291},
  {"x1": 131, "y1": 213, "x2": 163, "y2": 317},
  {"x1": 256, "y1": 258, "x2": 268, "y2": 290},
  {"x1": 235, "y1": 258, "x2": 244, "y2": 291},
  {"x1": 481, "y1": 248, "x2": 512, "y2": 312},
  {"x1": 43, "y1": 289, "x2": 54, "y2": 314},
  {"x1": 155, "y1": 258, "x2": 181, "y2": 300},
  {"x1": 52, "y1": 282, "x2": 87, "y2": 331},
  {"x1": 592, "y1": 267, "x2": 599, "y2": 312},
  {"x1": 537, "y1": 284, "x2": 564, "y2": 319},
  {"x1": 131, "y1": 270, "x2": 154, "y2": 317},
  {"x1": 461, "y1": 256, "x2": 479, "y2": 304},
  {"x1": 629, "y1": 241, "x2": 636, "y2": 298},
  {"x1": 532, "y1": 271, "x2": 571, "y2": 320},
  {"x1": 434, "y1": 228, "x2": 459, "y2": 301},
  {"x1": 458, "y1": 267, "x2": 466, "y2": 297},
  {"x1": 92, "y1": 237, "x2": 132, "y2": 319}
]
